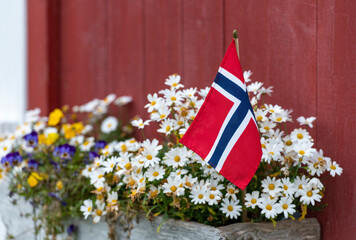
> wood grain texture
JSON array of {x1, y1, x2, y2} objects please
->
[
  {"x1": 116, "y1": 215, "x2": 320, "y2": 240},
  {"x1": 182, "y1": 0, "x2": 224, "y2": 89},
  {"x1": 60, "y1": 0, "x2": 109, "y2": 106},
  {"x1": 316, "y1": 0, "x2": 356, "y2": 239},
  {"x1": 225, "y1": 0, "x2": 317, "y2": 136},
  {"x1": 27, "y1": 0, "x2": 50, "y2": 113}
]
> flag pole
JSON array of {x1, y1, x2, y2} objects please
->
[{"x1": 233, "y1": 29, "x2": 248, "y2": 222}]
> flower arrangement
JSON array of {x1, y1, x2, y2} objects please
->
[
  {"x1": 81, "y1": 72, "x2": 342, "y2": 236},
  {"x1": 0, "y1": 94, "x2": 133, "y2": 239}
]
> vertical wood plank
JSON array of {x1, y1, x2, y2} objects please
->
[
  {"x1": 182, "y1": 0, "x2": 224, "y2": 89},
  {"x1": 108, "y1": 0, "x2": 145, "y2": 119},
  {"x1": 316, "y1": 0, "x2": 356, "y2": 239},
  {"x1": 60, "y1": 0, "x2": 109, "y2": 106},
  {"x1": 144, "y1": 0, "x2": 182, "y2": 96},
  {"x1": 28, "y1": 0, "x2": 61, "y2": 114},
  {"x1": 225, "y1": 0, "x2": 317, "y2": 136}
]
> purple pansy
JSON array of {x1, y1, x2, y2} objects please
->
[
  {"x1": 94, "y1": 140, "x2": 106, "y2": 152},
  {"x1": 53, "y1": 144, "x2": 76, "y2": 160},
  {"x1": 1, "y1": 152, "x2": 23, "y2": 167},
  {"x1": 23, "y1": 131, "x2": 38, "y2": 148},
  {"x1": 27, "y1": 159, "x2": 39, "y2": 170}
]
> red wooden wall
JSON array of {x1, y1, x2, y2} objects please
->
[{"x1": 28, "y1": 0, "x2": 356, "y2": 239}]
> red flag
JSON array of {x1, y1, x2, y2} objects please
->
[{"x1": 179, "y1": 40, "x2": 262, "y2": 189}]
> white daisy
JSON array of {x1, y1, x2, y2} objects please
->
[
  {"x1": 92, "y1": 201, "x2": 107, "y2": 223},
  {"x1": 220, "y1": 198, "x2": 242, "y2": 219},
  {"x1": 327, "y1": 161, "x2": 343, "y2": 177},
  {"x1": 297, "y1": 116, "x2": 316, "y2": 128},
  {"x1": 80, "y1": 199, "x2": 93, "y2": 219},
  {"x1": 245, "y1": 191, "x2": 260, "y2": 209},
  {"x1": 145, "y1": 165, "x2": 165, "y2": 182},
  {"x1": 145, "y1": 93, "x2": 162, "y2": 112},
  {"x1": 243, "y1": 70, "x2": 253, "y2": 83},
  {"x1": 101, "y1": 116, "x2": 118, "y2": 134},
  {"x1": 190, "y1": 184, "x2": 208, "y2": 205},
  {"x1": 165, "y1": 74, "x2": 184, "y2": 89},
  {"x1": 162, "y1": 176, "x2": 185, "y2": 196},
  {"x1": 261, "y1": 176, "x2": 282, "y2": 197},
  {"x1": 163, "y1": 147, "x2": 189, "y2": 168},
  {"x1": 290, "y1": 128, "x2": 312, "y2": 142},
  {"x1": 276, "y1": 197, "x2": 296, "y2": 219},
  {"x1": 258, "y1": 197, "x2": 278, "y2": 219},
  {"x1": 115, "y1": 95, "x2": 132, "y2": 106},
  {"x1": 299, "y1": 186, "x2": 322, "y2": 206},
  {"x1": 131, "y1": 118, "x2": 150, "y2": 129}
]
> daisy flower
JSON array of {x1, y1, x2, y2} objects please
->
[
  {"x1": 131, "y1": 118, "x2": 150, "y2": 129},
  {"x1": 245, "y1": 191, "x2": 260, "y2": 209},
  {"x1": 157, "y1": 119, "x2": 174, "y2": 135},
  {"x1": 290, "y1": 128, "x2": 312, "y2": 142},
  {"x1": 243, "y1": 70, "x2": 253, "y2": 83},
  {"x1": 145, "y1": 165, "x2": 165, "y2": 182},
  {"x1": 183, "y1": 174, "x2": 198, "y2": 188},
  {"x1": 293, "y1": 175, "x2": 310, "y2": 197},
  {"x1": 182, "y1": 87, "x2": 197, "y2": 98},
  {"x1": 276, "y1": 197, "x2": 296, "y2": 219},
  {"x1": 297, "y1": 116, "x2": 316, "y2": 128},
  {"x1": 142, "y1": 139, "x2": 162, "y2": 152},
  {"x1": 165, "y1": 74, "x2": 184, "y2": 89},
  {"x1": 163, "y1": 147, "x2": 189, "y2": 168},
  {"x1": 115, "y1": 95, "x2": 132, "y2": 106},
  {"x1": 280, "y1": 177, "x2": 297, "y2": 198},
  {"x1": 327, "y1": 161, "x2": 343, "y2": 177},
  {"x1": 261, "y1": 176, "x2": 282, "y2": 197},
  {"x1": 198, "y1": 87, "x2": 210, "y2": 99},
  {"x1": 247, "y1": 82, "x2": 263, "y2": 95},
  {"x1": 258, "y1": 197, "x2": 279, "y2": 219},
  {"x1": 140, "y1": 149, "x2": 160, "y2": 168},
  {"x1": 189, "y1": 184, "x2": 208, "y2": 204},
  {"x1": 162, "y1": 176, "x2": 185, "y2": 196},
  {"x1": 220, "y1": 198, "x2": 242, "y2": 219},
  {"x1": 145, "y1": 93, "x2": 162, "y2": 112},
  {"x1": 225, "y1": 184, "x2": 240, "y2": 200},
  {"x1": 106, "y1": 191, "x2": 119, "y2": 211},
  {"x1": 102, "y1": 156, "x2": 119, "y2": 174},
  {"x1": 293, "y1": 141, "x2": 315, "y2": 158},
  {"x1": 101, "y1": 116, "x2": 118, "y2": 134},
  {"x1": 80, "y1": 199, "x2": 93, "y2": 219},
  {"x1": 92, "y1": 201, "x2": 107, "y2": 223},
  {"x1": 299, "y1": 186, "x2": 322, "y2": 206},
  {"x1": 150, "y1": 105, "x2": 171, "y2": 121},
  {"x1": 254, "y1": 109, "x2": 268, "y2": 122},
  {"x1": 206, "y1": 189, "x2": 222, "y2": 206}
]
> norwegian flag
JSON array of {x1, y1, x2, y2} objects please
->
[{"x1": 179, "y1": 39, "x2": 262, "y2": 189}]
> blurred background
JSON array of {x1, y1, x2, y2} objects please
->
[{"x1": 0, "y1": 0, "x2": 355, "y2": 239}]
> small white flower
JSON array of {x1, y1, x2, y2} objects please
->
[
  {"x1": 220, "y1": 198, "x2": 242, "y2": 219},
  {"x1": 245, "y1": 191, "x2": 260, "y2": 209},
  {"x1": 258, "y1": 197, "x2": 278, "y2": 219},
  {"x1": 101, "y1": 116, "x2": 118, "y2": 134},
  {"x1": 327, "y1": 161, "x2": 343, "y2": 177},
  {"x1": 115, "y1": 96, "x2": 132, "y2": 106},
  {"x1": 131, "y1": 118, "x2": 150, "y2": 129},
  {"x1": 297, "y1": 116, "x2": 316, "y2": 128},
  {"x1": 276, "y1": 197, "x2": 296, "y2": 219},
  {"x1": 80, "y1": 199, "x2": 93, "y2": 219}
]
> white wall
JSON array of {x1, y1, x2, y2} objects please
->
[{"x1": 0, "y1": 0, "x2": 27, "y2": 134}]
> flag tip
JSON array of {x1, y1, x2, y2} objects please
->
[{"x1": 233, "y1": 29, "x2": 238, "y2": 39}]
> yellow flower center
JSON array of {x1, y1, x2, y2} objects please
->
[
  {"x1": 307, "y1": 191, "x2": 313, "y2": 197},
  {"x1": 228, "y1": 188, "x2": 235, "y2": 194},
  {"x1": 185, "y1": 182, "x2": 192, "y2": 187},
  {"x1": 146, "y1": 155, "x2": 153, "y2": 160},
  {"x1": 96, "y1": 209, "x2": 102, "y2": 216},
  {"x1": 88, "y1": 207, "x2": 92, "y2": 212},
  {"x1": 285, "y1": 140, "x2": 292, "y2": 146},
  {"x1": 269, "y1": 152, "x2": 274, "y2": 155},
  {"x1": 198, "y1": 194, "x2": 204, "y2": 199},
  {"x1": 264, "y1": 126, "x2": 270, "y2": 131},
  {"x1": 108, "y1": 123, "x2": 112, "y2": 128},
  {"x1": 125, "y1": 163, "x2": 131, "y2": 170},
  {"x1": 261, "y1": 144, "x2": 266, "y2": 148},
  {"x1": 299, "y1": 150, "x2": 305, "y2": 155},
  {"x1": 170, "y1": 96, "x2": 177, "y2": 101},
  {"x1": 174, "y1": 156, "x2": 180, "y2": 162},
  {"x1": 121, "y1": 144, "x2": 127, "y2": 152},
  {"x1": 160, "y1": 114, "x2": 166, "y2": 119},
  {"x1": 3, "y1": 146, "x2": 7, "y2": 151},
  {"x1": 172, "y1": 83, "x2": 178, "y2": 87},
  {"x1": 257, "y1": 116, "x2": 263, "y2": 121},
  {"x1": 266, "y1": 204, "x2": 272, "y2": 211},
  {"x1": 276, "y1": 117, "x2": 282, "y2": 122},
  {"x1": 251, "y1": 199, "x2": 257, "y2": 204},
  {"x1": 150, "y1": 190, "x2": 158, "y2": 198},
  {"x1": 110, "y1": 163, "x2": 114, "y2": 168},
  {"x1": 170, "y1": 186, "x2": 177, "y2": 192},
  {"x1": 211, "y1": 187, "x2": 217, "y2": 191},
  {"x1": 209, "y1": 194, "x2": 215, "y2": 199},
  {"x1": 166, "y1": 126, "x2": 171, "y2": 132},
  {"x1": 283, "y1": 185, "x2": 288, "y2": 190},
  {"x1": 282, "y1": 204, "x2": 288, "y2": 210},
  {"x1": 268, "y1": 184, "x2": 275, "y2": 190},
  {"x1": 298, "y1": 184, "x2": 303, "y2": 190},
  {"x1": 330, "y1": 165, "x2": 336, "y2": 170},
  {"x1": 297, "y1": 133, "x2": 303, "y2": 139},
  {"x1": 98, "y1": 174, "x2": 104, "y2": 179},
  {"x1": 151, "y1": 101, "x2": 156, "y2": 106},
  {"x1": 177, "y1": 120, "x2": 183, "y2": 125},
  {"x1": 153, "y1": 171, "x2": 159, "y2": 177},
  {"x1": 227, "y1": 205, "x2": 233, "y2": 211}
]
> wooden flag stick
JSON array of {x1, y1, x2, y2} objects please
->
[
  {"x1": 233, "y1": 29, "x2": 248, "y2": 222},
  {"x1": 233, "y1": 29, "x2": 240, "y2": 59}
]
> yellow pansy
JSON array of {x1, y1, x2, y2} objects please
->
[
  {"x1": 48, "y1": 108, "x2": 64, "y2": 126},
  {"x1": 56, "y1": 180, "x2": 63, "y2": 190},
  {"x1": 46, "y1": 133, "x2": 59, "y2": 145},
  {"x1": 62, "y1": 122, "x2": 84, "y2": 139}
]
